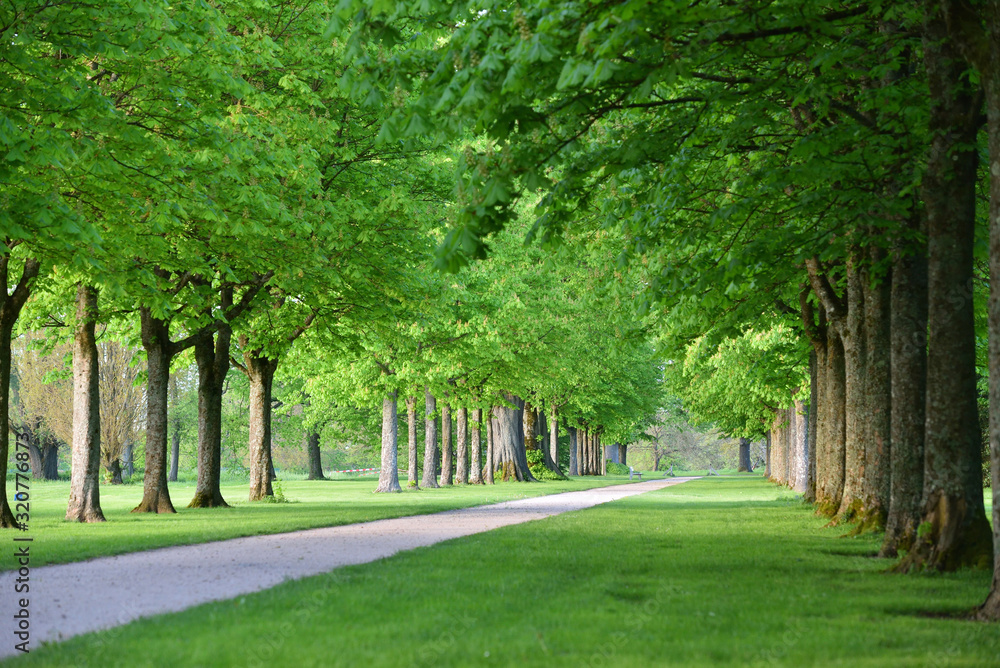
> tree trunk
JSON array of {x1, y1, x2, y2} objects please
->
[
  {"x1": 882, "y1": 212, "x2": 928, "y2": 556},
  {"x1": 422, "y1": 389, "x2": 439, "y2": 488},
  {"x1": 107, "y1": 459, "x2": 123, "y2": 485},
  {"x1": 406, "y1": 396, "x2": 419, "y2": 487},
  {"x1": 485, "y1": 410, "x2": 495, "y2": 484},
  {"x1": 0, "y1": 256, "x2": 39, "y2": 528},
  {"x1": 806, "y1": 350, "x2": 819, "y2": 502},
  {"x1": 764, "y1": 432, "x2": 772, "y2": 479},
  {"x1": 299, "y1": 430, "x2": 321, "y2": 479},
  {"x1": 898, "y1": 8, "x2": 993, "y2": 572},
  {"x1": 456, "y1": 407, "x2": 468, "y2": 484},
  {"x1": 493, "y1": 394, "x2": 535, "y2": 481},
  {"x1": 440, "y1": 399, "x2": 453, "y2": 485},
  {"x1": 168, "y1": 373, "x2": 180, "y2": 482},
  {"x1": 792, "y1": 400, "x2": 808, "y2": 493},
  {"x1": 569, "y1": 426, "x2": 579, "y2": 476},
  {"x1": 977, "y1": 3, "x2": 1000, "y2": 619},
  {"x1": 620, "y1": 443, "x2": 627, "y2": 467},
  {"x1": 549, "y1": 405, "x2": 562, "y2": 474},
  {"x1": 524, "y1": 402, "x2": 538, "y2": 451},
  {"x1": 247, "y1": 353, "x2": 278, "y2": 500},
  {"x1": 469, "y1": 408, "x2": 482, "y2": 484},
  {"x1": 188, "y1": 327, "x2": 231, "y2": 509},
  {"x1": 28, "y1": 438, "x2": 59, "y2": 481},
  {"x1": 122, "y1": 442, "x2": 134, "y2": 478},
  {"x1": 838, "y1": 251, "x2": 867, "y2": 519},
  {"x1": 66, "y1": 284, "x2": 105, "y2": 523},
  {"x1": 134, "y1": 310, "x2": 177, "y2": 514},
  {"x1": 738, "y1": 438, "x2": 751, "y2": 472},
  {"x1": 859, "y1": 245, "x2": 892, "y2": 530},
  {"x1": 375, "y1": 390, "x2": 401, "y2": 493},
  {"x1": 817, "y1": 327, "x2": 847, "y2": 516}
]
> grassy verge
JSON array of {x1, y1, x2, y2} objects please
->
[
  {"x1": 10, "y1": 476, "x2": 997, "y2": 667},
  {"x1": 2, "y1": 474, "x2": 639, "y2": 570}
]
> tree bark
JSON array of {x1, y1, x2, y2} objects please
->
[
  {"x1": 568, "y1": 426, "x2": 579, "y2": 475},
  {"x1": 549, "y1": 406, "x2": 561, "y2": 472},
  {"x1": 188, "y1": 321, "x2": 232, "y2": 509},
  {"x1": 168, "y1": 374, "x2": 180, "y2": 483},
  {"x1": 66, "y1": 284, "x2": 105, "y2": 522},
  {"x1": 838, "y1": 250, "x2": 867, "y2": 519},
  {"x1": 306, "y1": 430, "x2": 325, "y2": 480},
  {"x1": 792, "y1": 400, "x2": 808, "y2": 493},
  {"x1": 0, "y1": 256, "x2": 39, "y2": 527},
  {"x1": 246, "y1": 352, "x2": 278, "y2": 500},
  {"x1": 134, "y1": 310, "x2": 177, "y2": 514},
  {"x1": 440, "y1": 399, "x2": 453, "y2": 485},
  {"x1": 882, "y1": 213, "x2": 928, "y2": 556},
  {"x1": 806, "y1": 350, "x2": 819, "y2": 502},
  {"x1": 972, "y1": 0, "x2": 1000, "y2": 619},
  {"x1": 407, "y1": 396, "x2": 419, "y2": 487},
  {"x1": 456, "y1": 407, "x2": 468, "y2": 484},
  {"x1": 469, "y1": 408, "x2": 482, "y2": 484},
  {"x1": 375, "y1": 390, "x2": 401, "y2": 492},
  {"x1": 898, "y1": 6, "x2": 993, "y2": 572},
  {"x1": 524, "y1": 402, "x2": 538, "y2": 451},
  {"x1": 493, "y1": 393, "x2": 535, "y2": 481},
  {"x1": 485, "y1": 409, "x2": 495, "y2": 484},
  {"x1": 738, "y1": 438, "x2": 751, "y2": 472},
  {"x1": 817, "y1": 327, "x2": 847, "y2": 515},
  {"x1": 422, "y1": 389, "x2": 439, "y2": 488},
  {"x1": 859, "y1": 246, "x2": 892, "y2": 530},
  {"x1": 122, "y1": 442, "x2": 134, "y2": 478}
]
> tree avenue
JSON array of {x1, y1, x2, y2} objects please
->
[{"x1": 3, "y1": 0, "x2": 1000, "y2": 629}]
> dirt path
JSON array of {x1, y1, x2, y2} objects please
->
[{"x1": 0, "y1": 477, "x2": 698, "y2": 658}]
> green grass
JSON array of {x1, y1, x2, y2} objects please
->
[
  {"x1": 2, "y1": 474, "x2": 637, "y2": 570},
  {"x1": 10, "y1": 476, "x2": 998, "y2": 667}
]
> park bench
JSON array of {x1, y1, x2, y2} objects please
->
[{"x1": 629, "y1": 466, "x2": 642, "y2": 480}]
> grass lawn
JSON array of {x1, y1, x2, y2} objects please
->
[
  {"x1": 1, "y1": 473, "x2": 641, "y2": 570},
  {"x1": 10, "y1": 476, "x2": 998, "y2": 667}
]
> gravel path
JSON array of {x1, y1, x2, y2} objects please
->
[{"x1": 0, "y1": 477, "x2": 697, "y2": 657}]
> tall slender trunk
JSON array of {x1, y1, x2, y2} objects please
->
[
  {"x1": 422, "y1": 389, "x2": 439, "y2": 488},
  {"x1": 485, "y1": 411, "x2": 495, "y2": 484},
  {"x1": 493, "y1": 394, "x2": 535, "y2": 481},
  {"x1": 976, "y1": 1, "x2": 1000, "y2": 619},
  {"x1": 246, "y1": 353, "x2": 278, "y2": 501},
  {"x1": 440, "y1": 399, "x2": 453, "y2": 485},
  {"x1": 375, "y1": 390, "x2": 401, "y2": 493},
  {"x1": 568, "y1": 426, "x2": 579, "y2": 475},
  {"x1": 549, "y1": 406, "x2": 560, "y2": 473},
  {"x1": 882, "y1": 213, "x2": 928, "y2": 556},
  {"x1": 859, "y1": 247, "x2": 892, "y2": 530},
  {"x1": 122, "y1": 442, "x2": 134, "y2": 478},
  {"x1": 134, "y1": 310, "x2": 176, "y2": 514},
  {"x1": 189, "y1": 325, "x2": 231, "y2": 509},
  {"x1": 407, "y1": 396, "x2": 419, "y2": 487},
  {"x1": 839, "y1": 251, "x2": 867, "y2": 519},
  {"x1": 0, "y1": 256, "x2": 39, "y2": 527},
  {"x1": 307, "y1": 430, "x2": 325, "y2": 480},
  {"x1": 469, "y1": 408, "x2": 482, "y2": 484},
  {"x1": 456, "y1": 407, "x2": 468, "y2": 484},
  {"x1": 66, "y1": 284, "x2": 105, "y2": 523},
  {"x1": 792, "y1": 400, "x2": 808, "y2": 493},
  {"x1": 168, "y1": 374, "x2": 180, "y2": 483},
  {"x1": 738, "y1": 438, "x2": 751, "y2": 472},
  {"x1": 899, "y1": 7, "x2": 993, "y2": 571},
  {"x1": 818, "y1": 327, "x2": 847, "y2": 516},
  {"x1": 524, "y1": 402, "x2": 538, "y2": 451},
  {"x1": 806, "y1": 350, "x2": 819, "y2": 502}
]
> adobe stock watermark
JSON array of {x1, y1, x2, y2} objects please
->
[{"x1": 12, "y1": 436, "x2": 33, "y2": 654}]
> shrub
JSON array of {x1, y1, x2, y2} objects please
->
[{"x1": 606, "y1": 461, "x2": 629, "y2": 476}]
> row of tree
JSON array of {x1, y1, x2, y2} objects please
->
[{"x1": 327, "y1": 0, "x2": 1000, "y2": 619}]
